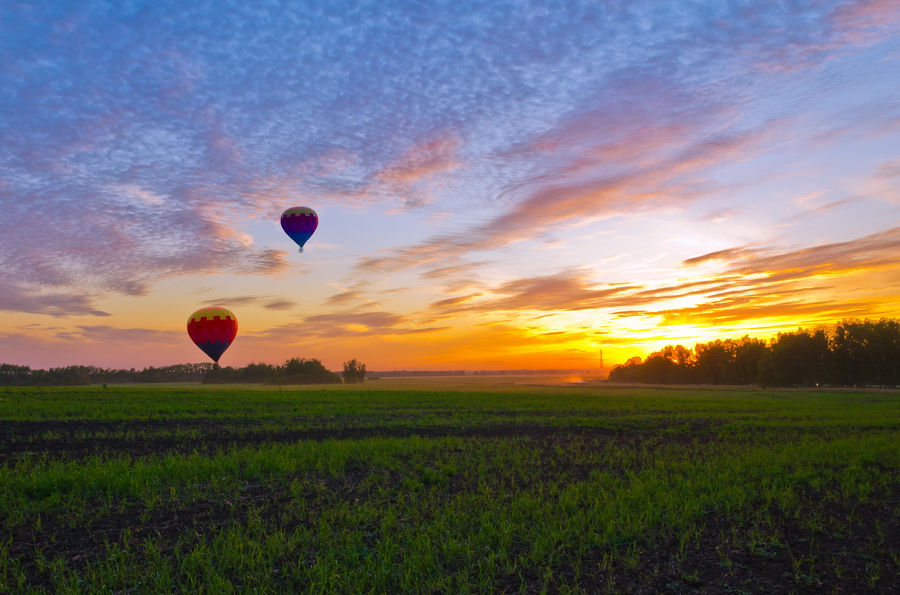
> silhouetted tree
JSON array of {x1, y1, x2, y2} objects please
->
[
  {"x1": 608, "y1": 356, "x2": 649, "y2": 383},
  {"x1": 29, "y1": 366, "x2": 91, "y2": 386},
  {"x1": 829, "y1": 318, "x2": 900, "y2": 387},
  {"x1": 0, "y1": 364, "x2": 32, "y2": 386},
  {"x1": 758, "y1": 328, "x2": 828, "y2": 388},
  {"x1": 720, "y1": 336, "x2": 768, "y2": 385},
  {"x1": 641, "y1": 345, "x2": 696, "y2": 383},
  {"x1": 695, "y1": 340, "x2": 732, "y2": 385},
  {"x1": 607, "y1": 323, "x2": 866, "y2": 387},
  {"x1": 266, "y1": 358, "x2": 341, "y2": 385},
  {"x1": 342, "y1": 359, "x2": 367, "y2": 383}
]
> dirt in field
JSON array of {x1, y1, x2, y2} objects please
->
[
  {"x1": 499, "y1": 492, "x2": 900, "y2": 594},
  {"x1": 653, "y1": 499, "x2": 899, "y2": 594},
  {"x1": 3, "y1": 419, "x2": 898, "y2": 593},
  {"x1": 0, "y1": 418, "x2": 719, "y2": 461},
  {"x1": 8, "y1": 480, "x2": 900, "y2": 593}
]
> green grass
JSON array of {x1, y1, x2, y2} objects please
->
[
  {"x1": 1, "y1": 383, "x2": 899, "y2": 593},
  {"x1": 3, "y1": 384, "x2": 899, "y2": 429}
]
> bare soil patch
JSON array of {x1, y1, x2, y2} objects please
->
[{"x1": 0, "y1": 419, "x2": 716, "y2": 461}]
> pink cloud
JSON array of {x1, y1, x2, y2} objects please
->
[
  {"x1": 376, "y1": 137, "x2": 460, "y2": 184},
  {"x1": 356, "y1": 100, "x2": 776, "y2": 278},
  {"x1": 831, "y1": 0, "x2": 900, "y2": 44},
  {"x1": 0, "y1": 279, "x2": 110, "y2": 317},
  {"x1": 0, "y1": 185, "x2": 291, "y2": 316}
]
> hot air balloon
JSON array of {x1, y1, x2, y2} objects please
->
[
  {"x1": 187, "y1": 307, "x2": 238, "y2": 363},
  {"x1": 280, "y1": 206, "x2": 318, "y2": 253}
]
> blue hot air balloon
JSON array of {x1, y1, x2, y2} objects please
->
[{"x1": 280, "y1": 207, "x2": 318, "y2": 253}]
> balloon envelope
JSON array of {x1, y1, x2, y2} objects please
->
[
  {"x1": 187, "y1": 306, "x2": 238, "y2": 363},
  {"x1": 281, "y1": 206, "x2": 318, "y2": 253}
]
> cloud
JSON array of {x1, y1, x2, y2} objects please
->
[
  {"x1": 0, "y1": 327, "x2": 204, "y2": 369},
  {"x1": 251, "y1": 308, "x2": 449, "y2": 341},
  {"x1": 700, "y1": 208, "x2": 744, "y2": 222},
  {"x1": 711, "y1": 226, "x2": 900, "y2": 279},
  {"x1": 421, "y1": 261, "x2": 492, "y2": 280},
  {"x1": 643, "y1": 297, "x2": 879, "y2": 327},
  {"x1": 0, "y1": 179, "x2": 291, "y2": 314},
  {"x1": 422, "y1": 270, "x2": 640, "y2": 319},
  {"x1": 682, "y1": 247, "x2": 769, "y2": 267},
  {"x1": 831, "y1": 0, "x2": 900, "y2": 44},
  {"x1": 421, "y1": 271, "x2": 750, "y2": 321},
  {"x1": 324, "y1": 282, "x2": 374, "y2": 307},
  {"x1": 263, "y1": 300, "x2": 296, "y2": 311},
  {"x1": 303, "y1": 311, "x2": 406, "y2": 336},
  {"x1": 203, "y1": 296, "x2": 266, "y2": 307},
  {"x1": 357, "y1": 119, "x2": 772, "y2": 275},
  {"x1": 373, "y1": 136, "x2": 461, "y2": 208},
  {"x1": 203, "y1": 295, "x2": 297, "y2": 311},
  {"x1": 875, "y1": 159, "x2": 900, "y2": 179},
  {"x1": 75, "y1": 325, "x2": 181, "y2": 344},
  {"x1": 418, "y1": 225, "x2": 900, "y2": 331},
  {"x1": 339, "y1": 0, "x2": 900, "y2": 278},
  {"x1": 3, "y1": 0, "x2": 899, "y2": 330},
  {"x1": 376, "y1": 137, "x2": 460, "y2": 184},
  {"x1": 620, "y1": 227, "x2": 900, "y2": 325},
  {"x1": 0, "y1": 279, "x2": 110, "y2": 317}
]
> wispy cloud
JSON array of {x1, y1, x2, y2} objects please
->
[
  {"x1": 699, "y1": 226, "x2": 900, "y2": 279},
  {"x1": 682, "y1": 247, "x2": 769, "y2": 267},
  {"x1": 253, "y1": 309, "x2": 449, "y2": 341},
  {"x1": 202, "y1": 295, "x2": 297, "y2": 311},
  {"x1": 0, "y1": 280, "x2": 110, "y2": 317},
  {"x1": 357, "y1": 122, "x2": 770, "y2": 275},
  {"x1": 75, "y1": 325, "x2": 181, "y2": 344},
  {"x1": 874, "y1": 159, "x2": 900, "y2": 179},
  {"x1": 419, "y1": 225, "x2": 900, "y2": 332},
  {"x1": 373, "y1": 136, "x2": 461, "y2": 208},
  {"x1": 344, "y1": 0, "x2": 900, "y2": 279}
]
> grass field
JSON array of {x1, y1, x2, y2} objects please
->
[{"x1": 1, "y1": 378, "x2": 899, "y2": 593}]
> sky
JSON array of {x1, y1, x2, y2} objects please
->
[{"x1": 2, "y1": 0, "x2": 900, "y2": 372}]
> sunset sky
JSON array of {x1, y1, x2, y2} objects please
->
[{"x1": 2, "y1": 0, "x2": 900, "y2": 372}]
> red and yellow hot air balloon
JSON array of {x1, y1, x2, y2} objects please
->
[{"x1": 187, "y1": 307, "x2": 238, "y2": 363}]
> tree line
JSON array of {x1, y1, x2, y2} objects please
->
[
  {"x1": 0, "y1": 363, "x2": 217, "y2": 386},
  {"x1": 0, "y1": 358, "x2": 367, "y2": 386},
  {"x1": 608, "y1": 318, "x2": 900, "y2": 388},
  {"x1": 203, "y1": 358, "x2": 367, "y2": 385}
]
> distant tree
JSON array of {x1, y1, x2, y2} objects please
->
[
  {"x1": 202, "y1": 362, "x2": 277, "y2": 384},
  {"x1": 30, "y1": 366, "x2": 91, "y2": 386},
  {"x1": 758, "y1": 328, "x2": 828, "y2": 388},
  {"x1": 607, "y1": 356, "x2": 646, "y2": 383},
  {"x1": 607, "y1": 345, "x2": 697, "y2": 384},
  {"x1": 716, "y1": 336, "x2": 768, "y2": 385},
  {"x1": 343, "y1": 359, "x2": 367, "y2": 383},
  {"x1": 242, "y1": 362, "x2": 277, "y2": 383},
  {"x1": 0, "y1": 364, "x2": 32, "y2": 386},
  {"x1": 694, "y1": 340, "x2": 732, "y2": 384},
  {"x1": 265, "y1": 358, "x2": 341, "y2": 385},
  {"x1": 642, "y1": 345, "x2": 695, "y2": 383},
  {"x1": 830, "y1": 319, "x2": 900, "y2": 387}
]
